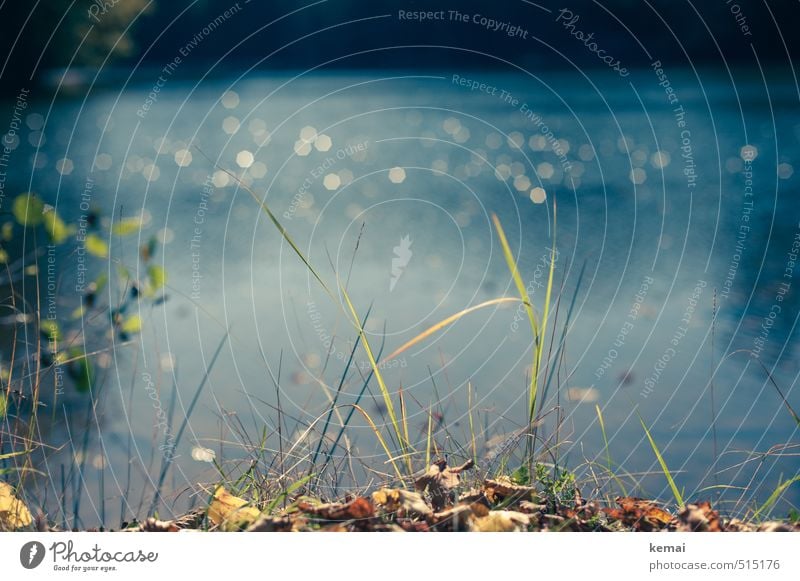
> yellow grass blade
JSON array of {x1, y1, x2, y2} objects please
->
[
  {"x1": 381, "y1": 297, "x2": 521, "y2": 363},
  {"x1": 399, "y1": 387, "x2": 412, "y2": 473},
  {"x1": 491, "y1": 214, "x2": 540, "y2": 422},
  {"x1": 340, "y1": 285, "x2": 409, "y2": 472},
  {"x1": 350, "y1": 404, "x2": 404, "y2": 482},
  {"x1": 425, "y1": 404, "x2": 433, "y2": 467},
  {"x1": 468, "y1": 382, "x2": 477, "y2": 463}
]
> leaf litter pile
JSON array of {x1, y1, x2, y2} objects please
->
[{"x1": 7, "y1": 459, "x2": 794, "y2": 533}]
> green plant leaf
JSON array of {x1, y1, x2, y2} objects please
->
[
  {"x1": 12, "y1": 193, "x2": 44, "y2": 226},
  {"x1": 511, "y1": 464, "x2": 530, "y2": 485},
  {"x1": 111, "y1": 216, "x2": 144, "y2": 236},
  {"x1": 120, "y1": 314, "x2": 142, "y2": 335},
  {"x1": 68, "y1": 349, "x2": 94, "y2": 393},
  {"x1": 42, "y1": 209, "x2": 73, "y2": 244},
  {"x1": 85, "y1": 233, "x2": 109, "y2": 258},
  {"x1": 39, "y1": 319, "x2": 61, "y2": 342},
  {"x1": 148, "y1": 264, "x2": 167, "y2": 291},
  {"x1": 266, "y1": 473, "x2": 315, "y2": 514},
  {"x1": 1, "y1": 221, "x2": 13, "y2": 241}
]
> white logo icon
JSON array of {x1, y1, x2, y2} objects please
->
[{"x1": 389, "y1": 235, "x2": 413, "y2": 291}]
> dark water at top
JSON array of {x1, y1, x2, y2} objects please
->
[{"x1": 1, "y1": 69, "x2": 798, "y2": 525}]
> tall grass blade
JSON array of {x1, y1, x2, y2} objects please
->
[
  {"x1": 425, "y1": 403, "x2": 433, "y2": 467},
  {"x1": 399, "y1": 387, "x2": 410, "y2": 460},
  {"x1": 310, "y1": 306, "x2": 372, "y2": 468},
  {"x1": 382, "y1": 297, "x2": 521, "y2": 363},
  {"x1": 536, "y1": 200, "x2": 557, "y2": 422},
  {"x1": 596, "y1": 404, "x2": 612, "y2": 472},
  {"x1": 468, "y1": 382, "x2": 477, "y2": 463},
  {"x1": 754, "y1": 474, "x2": 800, "y2": 520},
  {"x1": 349, "y1": 404, "x2": 404, "y2": 481},
  {"x1": 150, "y1": 330, "x2": 229, "y2": 515},
  {"x1": 194, "y1": 148, "x2": 331, "y2": 297},
  {"x1": 326, "y1": 333, "x2": 387, "y2": 462},
  {"x1": 340, "y1": 285, "x2": 409, "y2": 473},
  {"x1": 639, "y1": 413, "x2": 684, "y2": 507}
]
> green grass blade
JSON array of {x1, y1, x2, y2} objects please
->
[
  {"x1": 194, "y1": 147, "x2": 332, "y2": 297},
  {"x1": 491, "y1": 214, "x2": 540, "y2": 422},
  {"x1": 267, "y1": 473, "x2": 315, "y2": 513},
  {"x1": 754, "y1": 474, "x2": 800, "y2": 520},
  {"x1": 533, "y1": 201, "x2": 557, "y2": 423},
  {"x1": 638, "y1": 413, "x2": 684, "y2": 507},
  {"x1": 340, "y1": 285, "x2": 409, "y2": 474},
  {"x1": 596, "y1": 404, "x2": 612, "y2": 472}
]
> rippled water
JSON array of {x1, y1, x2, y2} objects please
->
[{"x1": 2, "y1": 69, "x2": 798, "y2": 525}]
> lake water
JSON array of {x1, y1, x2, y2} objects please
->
[{"x1": 2, "y1": 69, "x2": 798, "y2": 526}]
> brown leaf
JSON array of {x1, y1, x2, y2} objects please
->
[
  {"x1": 397, "y1": 519, "x2": 430, "y2": 532},
  {"x1": 677, "y1": 502, "x2": 722, "y2": 532},
  {"x1": 430, "y1": 504, "x2": 474, "y2": 531},
  {"x1": 140, "y1": 517, "x2": 180, "y2": 532},
  {"x1": 299, "y1": 497, "x2": 374, "y2": 521},
  {"x1": 208, "y1": 486, "x2": 261, "y2": 531},
  {"x1": 601, "y1": 497, "x2": 674, "y2": 531},
  {"x1": 518, "y1": 500, "x2": 547, "y2": 514},
  {"x1": 471, "y1": 510, "x2": 530, "y2": 532},
  {"x1": 0, "y1": 481, "x2": 32, "y2": 530},
  {"x1": 372, "y1": 488, "x2": 433, "y2": 519},
  {"x1": 414, "y1": 459, "x2": 475, "y2": 511},
  {"x1": 483, "y1": 476, "x2": 538, "y2": 505},
  {"x1": 757, "y1": 521, "x2": 798, "y2": 532},
  {"x1": 246, "y1": 514, "x2": 300, "y2": 532}
]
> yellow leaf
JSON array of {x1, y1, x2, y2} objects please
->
[
  {"x1": 372, "y1": 488, "x2": 432, "y2": 518},
  {"x1": 148, "y1": 264, "x2": 167, "y2": 291},
  {"x1": 471, "y1": 510, "x2": 530, "y2": 532},
  {"x1": 43, "y1": 210, "x2": 73, "y2": 244},
  {"x1": 120, "y1": 314, "x2": 142, "y2": 335},
  {"x1": 111, "y1": 216, "x2": 144, "y2": 236},
  {"x1": 12, "y1": 193, "x2": 44, "y2": 226},
  {"x1": 208, "y1": 487, "x2": 260, "y2": 531},
  {"x1": 85, "y1": 234, "x2": 109, "y2": 258},
  {"x1": 0, "y1": 481, "x2": 33, "y2": 530}
]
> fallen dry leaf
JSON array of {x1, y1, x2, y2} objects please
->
[
  {"x1": 140, "y1": 517, "x2": 179, "y2": 532},
  {"x1": 677, "y1": 502, "x2": 722, "y2": 532},
  {"x1": 0, "y1": 481, "x2": 32, "y2": 530},
  {"x1": 208, "y1": 486, "x2": 261, "y2": 531},
  {"x1": 372, "y1": 488, "x2": 433, "y2": 519},
  {"x1": 246, "y1": 514, "x2": 300, "y2": 532},
  {"x1": 757, "y1": 521, "x2": 798, "y2": 532},
  {"x1": 430, "y1": 504, "x2": 475, "y2": 531},
  {"x1": 601, "y1": 497, "x2": 673, "y2": 531},
  {"x1": 299, "y1": 497, "x2": 374, "y2": 521},
  {"x1": 471, "y1": 510, "x2": 530, "y2": 532},
  {"x1": 483, "y1": 476, "x2": 538, "y2": 505},
  {"x1": 415, "y1": 459, "x2": 475, "y2": 511},
  {"x1": 724, "y1": 518, "x2": 756, "y2": 532}
]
